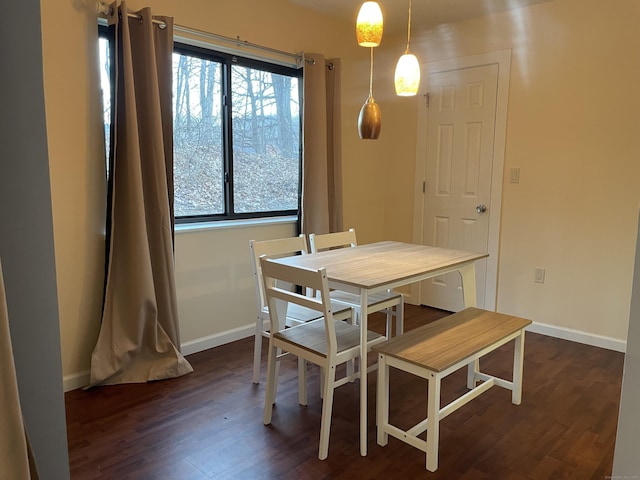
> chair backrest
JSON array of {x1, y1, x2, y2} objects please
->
[
  {"x1": 261, "y1": 258, "x2": 339, "y2": 354},
  {"x1": 249, "y1": 235, "x2": 309, "y2": 313},
  {"x1": 308, "y1": 228, "x2": 357, "y2": 253}
]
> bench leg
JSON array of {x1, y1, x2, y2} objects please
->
[
  {"x1": 377, "y1": 353, "x2": 389, "y2": 446},
  {"x1": 426, "y1": 373, "x2": 441, "y2": 472},
  {"x1": 459, "y1": 264, "x2": 480, "y2": 389},
  {"x1": 512, "y1": 330, "x2": 526, "y2": 405}
]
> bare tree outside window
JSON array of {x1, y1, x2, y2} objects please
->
[
  {"x1": 231, "y1": 65, "x2": 300, "y2": 214},
  {"x1": 98, "y1": 37, "x2": 111, "y2": 167},
  {"x1": 99, "y1": 32, "x2": 302, "y2": 222},
  {"x1": 172, "y1": 53, "x2": 224, "y2": 217}
]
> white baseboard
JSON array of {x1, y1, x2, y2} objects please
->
[
  {"x1": 181, "y1": 323, "x2": 254, "y2": 356},
  {"x1": 63, "y1": 370, "x2": 91, "y2": 392},
  {"x1": 527, "y1": 321, "x2": 626, "y2": 353}
]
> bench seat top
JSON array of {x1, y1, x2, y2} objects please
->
[{"x1": 372, "y1": 307, "x2": 532, "y2": 372}]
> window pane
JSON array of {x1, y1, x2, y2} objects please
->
[
  {"x1": 231, "y1": 65, "x2": 300, "y2": 214},
  {"x1": 98, "y1": 37, "x2": 111, "y2": 165},
  {"x1": 172, "y1": 53, "x2": 224, "y2": 217}
]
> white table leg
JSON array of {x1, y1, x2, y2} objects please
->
[
  {"x1": 360, "y1": 288, "x2": 369, "y2": 456},
  {"x1": 512, "y1": 330, "x2": 525, "y2": 405},
  {"x1": 426, "y1": 372, "x2": 441, "y2": 472},
  {"x1": 458, "y1": 263, "x2": 478, "y2": 309}
]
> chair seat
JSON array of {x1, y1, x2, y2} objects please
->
[
  {"x1": 275, "y1": 318, "x2": 383, "y2": 357},
  {"x1": 261, "y1": 300, "x2": 351, "y2": 325},
  {"x1": 329, "y1": 290, "x2": 402, "y2": 311}
]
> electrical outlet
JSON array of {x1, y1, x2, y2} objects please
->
[{"x1": 534, "y1": 267, "x2": 545, "y2": 284}]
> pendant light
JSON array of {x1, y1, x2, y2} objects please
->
[
  {"x1": 394, "y1": 0, "x2": 421, "y2": 96},
  {"x1": 356, "y1": 1, "x2": 383, "y2": 47},
  {"x1": 358, "y1": 47, "x2": 382, "y2": 139},
  {"x1": 356, "y1": 2, "x2": 383, "y2": 139}
]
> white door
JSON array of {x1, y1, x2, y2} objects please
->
[{"x1": 420, "y1": 64, "x2": 499, "y2": 311}]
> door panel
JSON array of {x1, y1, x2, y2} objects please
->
[{"x1": 421, "y1": 64, "x2": 498, "y2": 311}]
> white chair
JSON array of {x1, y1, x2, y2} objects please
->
[
  {"x1": 261, "y1": 257, "x2": 385, "y2": 460},
  {"x1": 249, "y1": 235, "x2": 351, "y2": 387},
  {"x1": 308, "y1": 228, "x2": 405, "y2": 338}
]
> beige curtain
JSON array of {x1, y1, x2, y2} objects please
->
[
  {"x1": 0, "y1": 259, "x2": 38, "y2": 479},
  {"x1": 89, "y1": 3, "x2": 192, "y2": 386},
  {"x1": 301, "y1": 54, "x2": 343, "y2": 235}
]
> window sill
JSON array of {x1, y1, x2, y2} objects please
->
[{"x1": 175, "y1": 215, "x2": 298, "y2": 234}]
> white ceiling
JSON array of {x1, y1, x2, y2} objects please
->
[{"x1": 289, "y1": 0, "x2": 553, "y2": 36}]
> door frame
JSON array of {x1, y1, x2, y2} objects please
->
[{"x1": 411, "y1": 49, "x2": 512, "y2": 311}]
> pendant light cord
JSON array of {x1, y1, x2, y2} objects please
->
[
  {"x1": 405, "y1": 0, "x2": 412, "y2": 53},
  {"x1": 369, "y1": 47, "x2": 374, "y2": 97}
]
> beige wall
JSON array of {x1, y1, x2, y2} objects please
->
[
  {"x1": 175, "y1": 220, "x2": 297, "y2": 351},
  {"x1": 41, "y1": 0, "x2": 108, "y2": 388},
  {"x1": 41, "y1": 0, "x2": 640, "y2": 388},
  {"x1": 493, "y1": 0, "x2": 640, "y2": 341}
]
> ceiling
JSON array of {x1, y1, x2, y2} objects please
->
[{"x1": 289, "y1": 0, "x2": 553, "y2": 36}]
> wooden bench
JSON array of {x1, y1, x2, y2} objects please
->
[{"x1": 373, "y1": 307, "x2": 532, "y2": 471}]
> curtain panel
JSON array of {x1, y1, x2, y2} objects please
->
[
  {"x1": 89, "y1": 3, "x2": 192, "y2": 386},
  {"x1": 301, "y1": 54, "x2": 343, "y2": 235},
  {"x1": 0, "y1": 259, "x2": 38, "y2": 479}
]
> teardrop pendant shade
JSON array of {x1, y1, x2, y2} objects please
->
[
  {"x1": 394, "y1": 53, "x2": 421, "y2": 96},
  {"x1": 358, "y1": 95, "x2": 382, "y2": 139},
  {"x1": 356, "y1": 1, "x2": 384, "y2": 47}
]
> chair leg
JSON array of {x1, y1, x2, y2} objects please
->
[
  {"x1": 273, "y1": 347, "x2": 282, "y2": 402},
  {"x1": 263, "y1": 341, "x2": 278, "y2": 425},
  {"x1": 346, "y1": 308, "x2": 360, "y2": 381},
  {"x1": 396, "y1": 299, "x2": 404, "y2": 335},
  {"x1": 318, "y1": 363, "x2": 336, "y2": 460},
  {"x1": 298, "y1": 357, "x2": 308, "y2": 406},
  {"x1": 385, "y1": 307, "x2": 393, "y2": 339},
  {"x1": 253, "y1": 317, "x2": 264, "y2": 384}
]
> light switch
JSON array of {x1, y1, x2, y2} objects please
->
[{"x1": 510, "y1": 168, "x2": 520, "y2": 184}]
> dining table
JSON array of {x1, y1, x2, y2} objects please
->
[{"x1": 271, "y1": 241, "x2": 489, "y2": 456}]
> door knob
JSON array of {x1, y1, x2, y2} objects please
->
[{"x1": 476, "y1": 204, "x2": 487, "y2": 214}]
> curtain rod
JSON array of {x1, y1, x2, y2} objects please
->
[
  {"x1": 96, "y1": 3, "x2": 305, "y2": 66},
  {"x1": 128, "y1": 12, "x2": 337, "y2": 69},
  {"x1": 174, "y1": 24, "x2": 303, "y2": 65},
  {"x1": 95, "y1": 4, "x2": 337, "y2": 69}
]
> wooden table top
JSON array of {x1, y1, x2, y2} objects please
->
[
  {"x1": 372, "y1": 308, "x2": 532, "y2": 372},
  {"x1": 274, "y1": 241, "x2": 488, "y2": 290}
]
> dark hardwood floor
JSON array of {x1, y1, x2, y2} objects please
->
[{"x1": 66, "y1": 305, "x2": 624, "y2": 479}]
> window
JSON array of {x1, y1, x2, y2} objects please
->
[
  {"x1": 98, "y1": 30, "x2": 112, "y2": 166},
  {"x1": 98, "y1": 29, "x2": 303, "y2": 223}
]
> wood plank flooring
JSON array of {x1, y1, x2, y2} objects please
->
[{"x1": 65, "y1": 305, "x2": 624, "y2": 479}]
